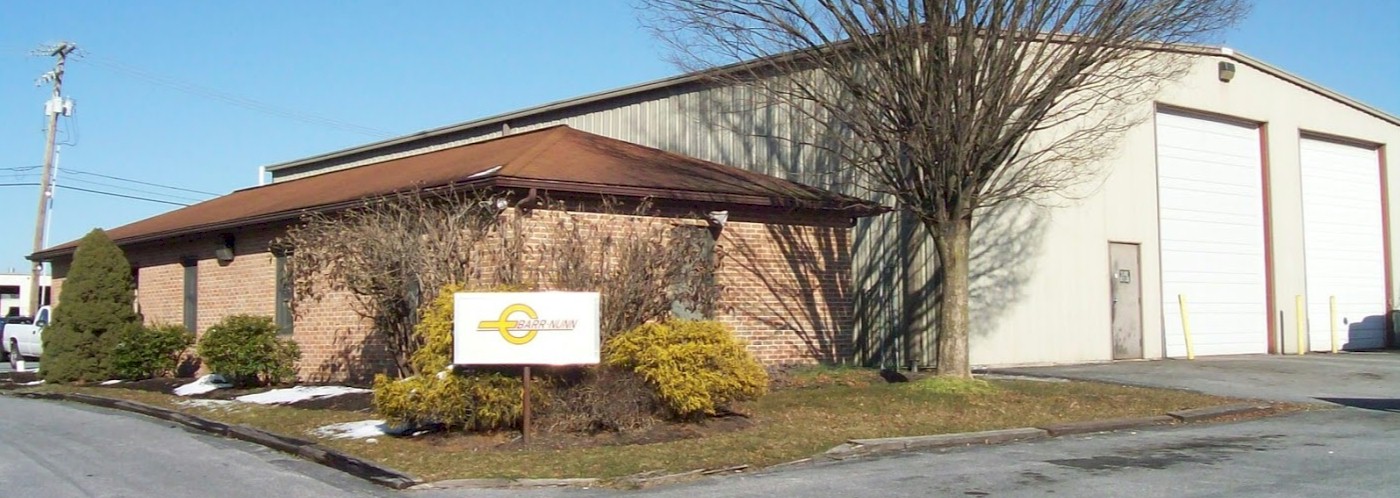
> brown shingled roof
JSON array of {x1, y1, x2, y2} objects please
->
[{"x1": 32, "y1": 125, "x2": 880, "y2": 260}]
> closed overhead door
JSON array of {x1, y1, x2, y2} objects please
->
[
  {"x1": 1156, "y1": 111, "x2": 1268, "y2": 357},
  {"x1": 1300, "y1": 137, "x2": 1387, "y2": 351}
]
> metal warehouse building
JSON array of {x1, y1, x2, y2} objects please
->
[
  {"x1": 45, "y1": 44, "x2": 1400, "y2": 370},
  {"x1": 264, "y1": 45, "x2": 1400, "y2": 368}
]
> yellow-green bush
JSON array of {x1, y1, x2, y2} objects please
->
[
  {"x1": 372, "y1": 283, "x2": 540, "y2": 431},
  {"x1": 410, "y1": 283, "x2": 462, "y2": 374},
  {"x1": 604, "y1": 320, "x2": 768, "y2": 419},
  {"x1": 373, "y1": 371, "x2": 526, "y2": 430}
]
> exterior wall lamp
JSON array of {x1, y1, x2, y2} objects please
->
[
  {"x1": 1218, "y1": 61, "x2": 1236, "y2": 82},
  {"x1": 214, "y1": 233, "x2": 236, "y2": 264}
]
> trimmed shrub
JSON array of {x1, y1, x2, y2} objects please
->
[
  {"x1": 112, "y1": 324, "x2": 194, "y2": 380},
  {"x1": 373, "y1": 371, "x2": 528, "y2": 430},
  {"x1": 605, "y1": 320, "x2": 768, "y2": 419},
  {"x1": 373, "y1": 283, "x2": 541, "y2": 431},
  {"x1": 197, "y1": 315, "x2": 300, "y2": 387},
  {"x1": 41, "y1": 228, "x2": 139, "y2": 383}
]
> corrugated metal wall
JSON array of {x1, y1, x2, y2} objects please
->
[{"x1": 272, "y1": 80, "x2": 940, "y2": 367}]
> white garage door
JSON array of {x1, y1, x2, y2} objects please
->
[
  {"x1": 1300, "y1": 137, "x2": 1387, "y2": 351},
  {"x1": 1156, "y1": 111, "x2": 1268, "y2": 357}
]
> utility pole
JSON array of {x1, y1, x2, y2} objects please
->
[{"x1": 29, "y1": 42, "x2": 76, "y2": 315}]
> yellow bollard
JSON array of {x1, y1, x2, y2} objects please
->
[
  {"x1": 1296, "y1": 295, "x2": 1306, "y2": 356},
  {"x1": 1330, "y1": 296, "x2": 1339, "y2": 354},
  {"x1": 1179, "y1": 294, "x2": 1195, "y2": 360}
]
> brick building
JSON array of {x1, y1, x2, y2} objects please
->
[{"x1": 32, "y1": 126, "x2": 883, "y2": 381}]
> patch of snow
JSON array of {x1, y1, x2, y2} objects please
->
[
  {"x1": 21, "y1": 380, "x2": 44, "y2": 386},
  {"x1": 312, "y1": 419, "x2": 389, "y2": 440},
  {"x1": 176, "y1": 399, "x2": 237, "y2": 409},
  {"x1": 174, "y1": 374, "x2": 232, "y2": 396},
  {"x1": 235, "y1": 385, "x2": 370, "y2": 405},
  {"x1": 100, "y1": 379, "x2": 123, "y2": 385}
]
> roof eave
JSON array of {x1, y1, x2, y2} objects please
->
[
  {"x1": 30, "y1": 175, "x2": 885, "y2": 262},
  {"x1": 493, "y1": 177, "x2": 886, "y2": 215}
]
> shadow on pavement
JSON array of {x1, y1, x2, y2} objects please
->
[{"x1": 1315, "y1": 398, "x2": 1400, "y2": 413}]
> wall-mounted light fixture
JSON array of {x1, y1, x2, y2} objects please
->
[
  {"x1": 706, "y1": 210, "x2": 729, "y2": 238},
  {"x1": 214, "y1": 233, "x2": 236, "y2": 264},
  {"x1": 1218, "y1": 61, "x2": 1236, "y2": 82}
]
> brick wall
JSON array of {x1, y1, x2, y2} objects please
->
[
  {"x1": 49, "y1": 206, "x2": 855, "y2": 382},
  {"x1": 715, "y1": 221, "x2": 853, "y2": 364},
  {"x1": 509, "y1": 207, "x2": 853, "y2": 364}
]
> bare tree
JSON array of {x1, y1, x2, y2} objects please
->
[
  {"x1": 639, "y1": 0, "x2": 1247, "y2": 377},
  {"x1": 277, "y1": 188, "x2": 523, "y2": 376},
  {"x1": 533, "y1": 200, "x2": 721, "y2": 340}
]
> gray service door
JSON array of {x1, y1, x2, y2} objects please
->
[{"x1": 1110, "y1": 242, "x2": 1143, "y2": 360}]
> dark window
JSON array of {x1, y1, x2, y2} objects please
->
[
  {"x1": 182, "y1": 259, "x2": 198, "y2": 333},
  {"x1": 275, "y1": 253, "x2": 293, "y2": 336}
]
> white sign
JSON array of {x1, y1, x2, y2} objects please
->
[{"x1": 452, "y1": 292, "x2": 601, "y2": 365}]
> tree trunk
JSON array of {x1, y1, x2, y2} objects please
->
[{"x1": 933, "y1": 216, "x2": 973, "y2": 378}]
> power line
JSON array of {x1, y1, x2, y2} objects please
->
[
  {"x1": 75, "y1": 52, "x2": 394, "y2": 138},
  {"x1": 1, "y1": 173, "x2": 207, "y2": 202},
  {"x1": 59, "y1": 177, "x2": 206, "y2": 203},
  {"x1": 0, "y1": 182, "x2": 189, "y2": 206},
  {"x1": 62, "y1": 168, "x2": 220, "y2": 196},
  {"x1": 59, "y1": 184, "x2": 189, "y2": 206},
  {"x1": 3, "y1": 165, "x2": 220, "y2": 197}
]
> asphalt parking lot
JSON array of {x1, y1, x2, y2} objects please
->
[{"x1": 994, "y1": 352, "x2": 1400, "y2": 405}]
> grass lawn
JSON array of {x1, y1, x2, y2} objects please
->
[{"x1": 26, "y1": 368, "x2": 1281, "y2": 482}]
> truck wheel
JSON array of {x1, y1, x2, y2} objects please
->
[{"x1": 0, "y1": 341, "x2": 8, "y2": 363}]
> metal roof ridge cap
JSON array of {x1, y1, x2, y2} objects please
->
[{"x1": 262, "y1": 73, "x2": 710, "y2": 173}]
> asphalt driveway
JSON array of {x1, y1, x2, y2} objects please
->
[{"x1": 994, "y1": 352, "x2": 1400, "y2": 406}]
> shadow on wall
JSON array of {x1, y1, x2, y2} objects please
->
[
  {"x1": 1345, "y1": 315, "x2": 1388, "y2": 351},
  {"x1": 722, "y1": 225, "x2": 852, "y2": 362},
  {"x1": 613, "y1": 84, "x2": 1049, "y2": 367},
  {"x1": 854, "y1": 202, "x2": 1049, "y2": 367},
  {"x1": 305, "y1": 325, "x2": 396, "y2": 384}
]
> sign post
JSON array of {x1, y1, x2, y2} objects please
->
[{"x1": 453, "y1": 292, "x2": 601, "y2": 445}]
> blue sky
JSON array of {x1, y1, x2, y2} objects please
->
[{"x1": 1, "y1": 0, "x2": 1397, "y2": 274}]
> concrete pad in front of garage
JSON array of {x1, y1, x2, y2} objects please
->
[{"x1": 993, "y1": 352, "x2": 1400, "y2": 404}]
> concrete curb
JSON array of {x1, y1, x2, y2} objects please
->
[
  {"x1": 2, "y1": 391, "x2": 421, "y2": 489},
  {"x1": 1167, "y1": 403, "x2": 1271, "y2": 422},
  {"x1": 826, "y1": 403, "x2": 1284, "y2": 460},
  {"x1": 1039, "y1": 415, "x2": 1176, "y2": 437},
  {"x1": 849, "y1": 427, "x2": 1049, "y2": 452}
]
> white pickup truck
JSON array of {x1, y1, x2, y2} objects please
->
[{"x1": 2, "y1": 306, "x2": 51, "y2": 370}]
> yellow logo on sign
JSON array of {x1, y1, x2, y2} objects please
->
[{"x1": 477, "y1": 303, "x2": 579, "y2": 345}]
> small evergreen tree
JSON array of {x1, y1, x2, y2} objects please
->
[{"x1": 40, "y1": 229, "x2": 139, "y2": 382}]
